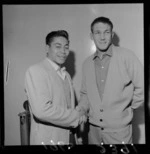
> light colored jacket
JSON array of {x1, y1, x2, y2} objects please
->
[
  {"x1": 25, "y1": 58, "x2": 79, "y2": 145},
  {"x1": 80, "y1": 45, "x2": 144, "y2": 132}
]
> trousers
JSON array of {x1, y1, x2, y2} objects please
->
[{"x1": 88, "y1": 124, "x2": 132, "y2": 144}]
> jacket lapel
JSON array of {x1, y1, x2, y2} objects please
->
[
  {"x1": 66, "y1": 73, "x2": 75, "y2": 109},
  {"x1": 87, "y1": 56, "x2": 102, "y2": 103},
  {"x1": 102, "y1": 47, "x2": 116, "y2": 104},
  {"x1": 43, "y1": 59, "x2": 74, "y2": 109}
]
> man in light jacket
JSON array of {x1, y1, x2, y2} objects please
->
[
  {"x1": 25, "y1": 30, "x2": 84, "y2": 145},
  {"x1": 78, "y1": 17, "x2": 144, "y2": 144}
]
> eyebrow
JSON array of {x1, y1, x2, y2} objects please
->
[
  {"x1": 54, "y1": 43, "x2": 69, "y2": 46},
  {"x1": 94, "y1": 29, "x2": 111, "y2": 32},
  {"x1": 54, "y1": 43, "x2": 61, "y2": 45}
]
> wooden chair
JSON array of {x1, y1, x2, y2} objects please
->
[{"x1": 18, "y1": 100, "x2": 30, "y2": 145}]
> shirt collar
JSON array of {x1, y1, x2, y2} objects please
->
[
  {"x1": 93, "y1": 44, "x2": 113, "y2": 60},
  {"x1": 46, "y1": 58, "x2": 66, "y2": 80},
  {"x1": 46, "y1": 58, "x2": 60, "y2": 71}
]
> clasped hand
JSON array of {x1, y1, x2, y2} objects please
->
[
  {"x1": 76, "y1": 106, "x2": 87, "y2": 125},
  {"x1": 71, "y1": 106, "x2": 87, "y2": 129}
]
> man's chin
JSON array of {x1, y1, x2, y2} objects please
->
[
  {"x1": 99, "y1": 48, "x2": 108, "y2": 52},
  {"x1": 98, "y1": 45, "x2": 110, "y2": 52},
  {"x1": 58, "y1": 61, "x2": 65, "y2": 65}
]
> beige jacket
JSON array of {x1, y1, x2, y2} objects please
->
[
  {"x1": 80, "y1": 45, "x2": 144, "y2": 132},
  {"x1": 25, "y1": 58, "x2": 79, "y2": 145}
]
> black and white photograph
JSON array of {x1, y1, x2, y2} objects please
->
[{"x1": 2, "y1": 2, "x2": 150, "y2": 153}]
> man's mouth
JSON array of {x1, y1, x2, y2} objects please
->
[
  {"x1": 58, "y1": 56, "x2": 66, "y2": 60},
  {"x1": 100, "y1": 41, "x2": 106, "y2": 44}
]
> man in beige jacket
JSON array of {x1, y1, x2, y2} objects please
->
[
  {"x1": 78, "y1": 17, "x2": 144, "y2": 144},
  {"x1": 25, "y1": 30, "x2": 84, "y2": 145}
]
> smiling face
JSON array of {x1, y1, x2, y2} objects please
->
[
  {"x1": 91, "y1": 22, "x2": 114, "y2": 52},
  {"x1": 47, "y1": 36, "x2": 69, "y2": 66}
]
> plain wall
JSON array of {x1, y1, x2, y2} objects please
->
[{"x1": 3, "y1": 4, "x2": 144, "y2": 145}]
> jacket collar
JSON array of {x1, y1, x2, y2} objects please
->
[{"x1": 93, "y1": 44, "x2": 113, "y2": 60}]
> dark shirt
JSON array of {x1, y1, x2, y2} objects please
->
[{"x1": 93, "y1": 45, "x2": 113, "y2": 101}]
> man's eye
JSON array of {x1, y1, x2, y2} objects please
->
[
  {"x1": 56, "y1": 46, "x2": 61, "y2": 48},
  {"x1": 65, "y1": 46, "x2": 69, "y2": 50},
  {"x1": 94, "y1": 32, "x2": 100, "y2": 35}
]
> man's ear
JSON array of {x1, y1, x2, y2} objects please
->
[
  {"x1": 111, "y1": 31, "x2": 114, "y2": 39},
  {"x1": 90, "y1": 32, "x2": 94, "y2": 40},
  {"x1": 45, "y1": 45, "x2": 49, "y2": 51},
  {"x1": 45, "y1": 45, "x2": 49, "y2": 56}
]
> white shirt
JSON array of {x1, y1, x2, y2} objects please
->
[{"x1": 46, "y1": 58, "x2": 66, "y2": 80}]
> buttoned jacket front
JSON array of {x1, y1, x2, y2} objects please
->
[{"x1": 80, "y1": 45, "x2": 144, "y2": 132}]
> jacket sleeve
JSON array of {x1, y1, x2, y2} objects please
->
[
  {"x1": 25, "y1": 66, "x2": 81, "y2": 127},
  {"x1": 125, "y1": 51, "x2": 144, "y2": 109},
  {"x1": 78, "y1": 63, "x2": 90, "y2": 113}
]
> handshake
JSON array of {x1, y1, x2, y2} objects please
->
[
  {"x1": 76, "y1": 105, "x2": 87, "y2": 126},
  {"x1": 72, "y1": 105, "x2": 88, "y2": 144},
  {"x1": 71, "y1": 105, "x2": 88, "y2": 131}
]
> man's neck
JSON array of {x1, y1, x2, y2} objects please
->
[
  {"x1": 97, "y1": 45, "x2": 111, "y2": 55},
  {"x1": 96, "y1": 44, "x2": 113, "y2": 60}
]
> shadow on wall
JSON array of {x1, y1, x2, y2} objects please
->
[
  {"x1": 63, "y1": 50, "x2": 76, "y2": 79},
  {"x1": 132, "y1": 105, "x2": 145, "y2": 143},
  {"x1": 112, "y1": 32, "x2": 120, "y2": 46}
]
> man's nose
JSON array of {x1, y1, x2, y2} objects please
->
[
  {"x1": 100, "y1": 34, "x2": 105, "y2": 39},
  {"x1": 61, "y1": 48, "x2": 67, "y2": 54}
]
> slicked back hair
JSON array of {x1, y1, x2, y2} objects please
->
[{"x1": 46, "y1": 30, "x2": 69, "y2": 45}]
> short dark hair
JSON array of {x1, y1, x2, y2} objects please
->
[
  {"x1": 46, "y1": 30, "x2": 69, "y2": 45},
  {"x1": 91, "y1": 17, "x2": 113, "y2": 33}
]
